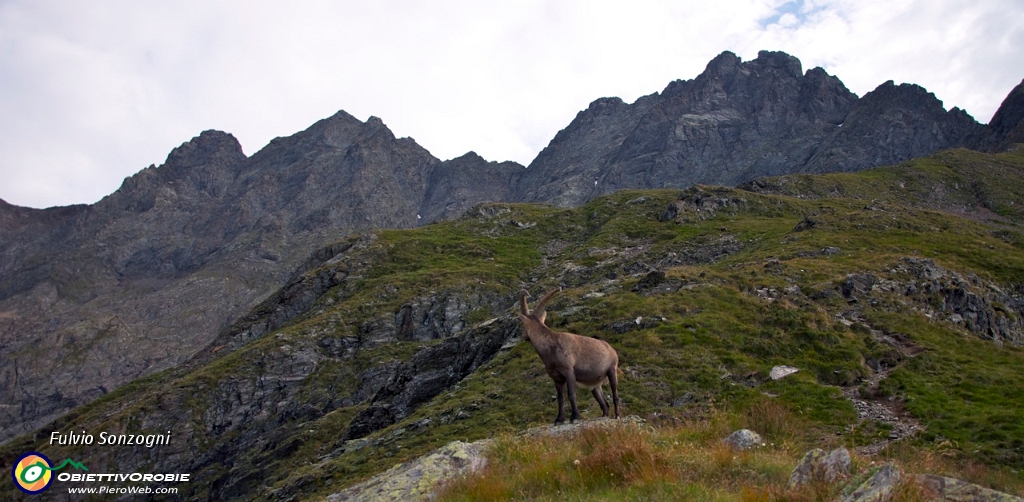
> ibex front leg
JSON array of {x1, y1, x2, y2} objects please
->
[
  {"x1": 565, "y1": 373, "x2": 581, "y2": 423},
  {"x1": 553, "y1": 380, "x2": 567, "y2": 425}
]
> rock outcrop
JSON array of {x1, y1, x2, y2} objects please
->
[
  {"x1": 326, "y1": 440, "x2": 491, "y2": 502},
  {"x1": 344, "y1": 317, "x2": 520, "y2": 440}
]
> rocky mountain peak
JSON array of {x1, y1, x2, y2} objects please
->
[
  {"x1": 420, "y1": 150, "x2": 524, "y2": 223},
  {"x1": 800, "y1": 79, "x2": 982, "y2": 173},
  {"x1": 670, "y1": 50, "x2": 804, "y2": 101},
  {"x1": 450, "y1": 150, "x2": 485, "y2": 162},
  {"x1": 280, "y1": 109, "x2": 366, "y2": 151},
  {"x1": 861, "y1": 81, "x2": 946, "y2": 114},
  {"x1": 164, "y1": 129, "x2": 246, "y2": 171},
  {"x1": 968, "y1": 78, "x2": 1024, "y2": 152},
  {"x1": 702, "y1": 50, "x2": 742, "y2": 77},
  {"x1": 104, "y1": 130, "x2": 248, "y2": 212},
  {"x1": 518, "y1": 50, "x2": 987, "y2": 207},
  {"x1": 586, "y1": 96, "x2": 629, "y2": 113},
  {"x1": 0, "y1": 197, "x2": 31, "y2": 231},
  {"x1": 988, "y1": 79, "x2": 1024, "y2": 134},
  {"x1": 750, "y1": 49, "x2": 804, "y2": 78},
  {"x1": 357, "y1": 115, "x2": 398, "y2": 143}
]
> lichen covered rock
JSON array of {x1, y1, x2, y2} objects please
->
[{"x1": 327, "y1": 440, "x2": 491, "y2": 502}]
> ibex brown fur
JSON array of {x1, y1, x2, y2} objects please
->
[{"x1": 518, "y1": 288, "x2": 620, "y2": 424}]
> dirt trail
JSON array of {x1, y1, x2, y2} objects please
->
[{"x1": 837, "y1": 311, "x2": 926, "y2": 455}]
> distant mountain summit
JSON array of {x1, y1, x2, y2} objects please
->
[
  {"x1": 515, "y1": 50, "x2": 982, "y2": 207},
  {"x1": 1, "y1": 50, "x2": 1021, "y2": 442},
  {"x1": 0, "y1": 112, "x2": 521, "y2": 441}
]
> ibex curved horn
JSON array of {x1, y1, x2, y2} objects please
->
[
  {"x1": 532, "y1": 287, "x2": 561, "y2": 316},
  {"x1": 518, "y1": 289, "x2": 531, "y2": 316}
]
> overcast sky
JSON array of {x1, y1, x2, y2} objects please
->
[{"x1": 2, "y1": 0, "x2": 1022, "y2": 209}]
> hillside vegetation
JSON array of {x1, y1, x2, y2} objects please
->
[{"x1": 3, "y1": 147, "x2": 1024, "y2": 500}]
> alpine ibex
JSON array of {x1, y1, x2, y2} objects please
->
[{"x1": 518, "y1": 288, "x2": 620, "y2": 424}]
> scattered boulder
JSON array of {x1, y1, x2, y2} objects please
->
[
  {"x1": 787, "y1": 447, "x2": 851, "y2": 488},
  {"x1": 633, "y1": 270, "x2": 667, "y2": 292},
  {"x1": 723, "y1": 429, "x2": 765, "y2": 451},
  {"x1": 842, "y1": 463, "x2": 901, "y2": 502},
  {"x1": 914, "y1": 474, "x2": 1024, "y2": 502},
  {"x1": 842, "y1": 273, "x2": 877, "y2": 299},
  {"x1": 659, "y1": 201, "x2": 681, "y2": 222},
  {"x1": 671, "y1": 392, "x2": 695, "y2": 407},
  {"x1": 793, "y1": 217, "x2": 817, "y2": 232},
  {"x1": 770, "y1": 365, "x2": 800, "y2": 380}
]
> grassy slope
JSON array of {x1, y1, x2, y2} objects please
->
[{"x1": 3, "y1": 147, "x2": 1024, "y2": 500}]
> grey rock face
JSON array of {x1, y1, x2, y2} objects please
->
[
  {"x1": 516, "y1": 95, "x2": 658, "y2": 207},
  {"x1": 968, "y1": 79, "x2": 1024, "y2": 152},
  {"x1": 842, "y1": 273, "x2": 878, "y2": 299},
  {"x1": 804, "y1": 80, "x2": 979, "y2": 174},
  {"x1": 518, "y1": 50, "x2": 984, "y2": 208},
  {"x1": 345, "y1": 317, "x2": 520, "y2": 440},
  {"x1": 420, "y1": 151, "x2": 524, "y2": 223}
]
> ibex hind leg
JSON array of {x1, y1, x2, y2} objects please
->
[
  {"x1": 592, "y1": 387, "x2": 610, "y2": 417},
  {"x1": 607, "y1": 368, "x2": 620, "y2": 419}
]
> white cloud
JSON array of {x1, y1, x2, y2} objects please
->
[{"x1": 1, "y1": 0, "x2": 1021, "y2": 208}]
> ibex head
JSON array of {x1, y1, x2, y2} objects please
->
[{"x1": 517, "y1": 288, "x2": 560, "y2": 336}]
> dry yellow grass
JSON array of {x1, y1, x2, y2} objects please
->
[{"x1": 438, "y1": 411, "x2": 1024, "y2": 501}]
